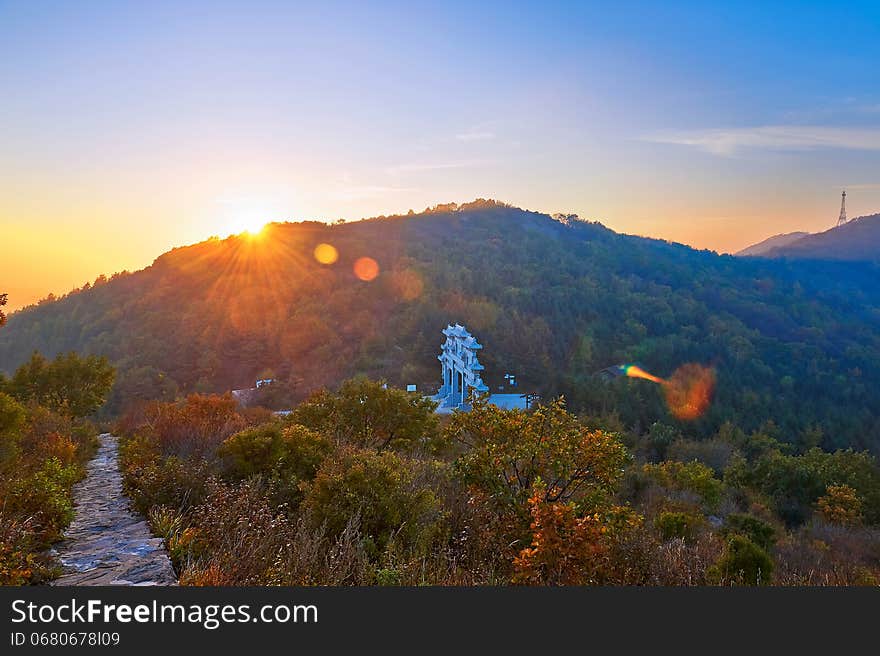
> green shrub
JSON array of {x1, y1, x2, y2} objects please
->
[
  {"x1": 723, "y1": 513, "x2": 776, "y2": 551},
  {"x1": 10, "y1": 457, "x2": 80, "y2": 542},
  {"x1": 120, "y1": 437, "x2": 211, "y2": 515},
  {"x1": 0, "y1": 392, "x2": 26, "y2": 466},
  {"x1": 303, "y1": 447, "x2": 445, "y2": 559},
  {"x1": 643, "y1": 460, "x2": 724, "y2": 511},
  {"x1": 708, "y1": 535, "x2": 773, "y2": 585},
  {"x1": 291, "y1": 378, "x2": 439, "y2": 452},
  {"x1": 218, "y1": 422, "x2": 331, "y2": 482},
  {"x1": 654, "y1": 511, "x2": 703, "y2": 541}
]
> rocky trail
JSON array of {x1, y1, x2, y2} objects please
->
[{"x1": 51, "y1": 433, "x2": 177, "y2": 586}]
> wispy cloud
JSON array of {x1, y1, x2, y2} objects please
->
[
  {"x1": 332, "y1": 185, "x2": 416, "y2": 201},
  {"x1": 455, "y1": 130, "x2": 496, "y2": 142},
  {"x1": 384, "y1": 160, "x2": 490, "y2": 175},
  {"x1": 643, "y1": 125, "x2": 880, "y2": 156}
]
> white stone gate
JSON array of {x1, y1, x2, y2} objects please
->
[{"x1": 436, "y1": 323, "x2": 489, "y2": 409}]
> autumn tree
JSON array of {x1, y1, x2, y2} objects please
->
[
  {"x1": 512, "y1": 481, "x2": 639, "y2": 585},
  {"x1": 817, "y1": 484, "x2": 863, "y2": 526},
  {"x1": 9, "y1": 351, "x2": 115, "y2": 418},
  {"x1": 291, "y1": 377, "x2": 439, "y2": 452},
  {"x1": 0, "y1": 293, "x2": 6, "y2": 327},
  {"x1": 447, "y1": 397, "x2": 629, "y2": 512}
]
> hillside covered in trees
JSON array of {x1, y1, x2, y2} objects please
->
[
  {"x1": 2, "y1": 200, "x2": 880, "y2": 451},
  {"x1": 764, "y1": 213, "x2": 880, "y2": 263},
  {"x1": 736, "y1": 232, "x2": 810, "y2": 257}
]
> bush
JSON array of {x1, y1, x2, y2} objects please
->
[
  {"x1": 291, "y1": 378, "x2": 439, "y2": 452},
  {"x1": 449, "y1": 398, "x2": 629, "y2": 513},
  {"x1": 643, "y1": 460, "x2": 724, "y2": 511},
  {"x1": 0, "y1": 392, "x2": 26, "y2": 466},
  {"x1": 174, "y1": 480, "x2": 369, "y2": 586},
  {"x1": 667, "y1": 437, "x2": 735, "y2": 474},
  {"x1": 8, "y1": 457, "x2": 80, "y2": 543},
  {"x1": 654, "y1": 511, "x2": 703, "y2": 542},
  {"x1": 726, "y1": 448, "x2": 880, "y2": 526},
  {"x1": 218, "y1": 422, "x2": 331, "y2": 482},
  {"x1": 120, "y1": 436, "x2": 212, "y2": 515},
  {"x1": 708, "y1": 535, "x2": 773, "y2": 585},
  {"x1": 512, "y1": 482, "x2": 640, "y2": 585},
  {"x1": 723, "y1": 513, "x2": 776, "y2": 551},
  {"x1": 303, "y1": 446, "x2": 445, "y2": 559},
  {"x1": 131, "y1": 394, "x2": 251, "y2": 457}
]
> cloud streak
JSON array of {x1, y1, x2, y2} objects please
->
[
  {"x1": 644, "y1": 125, "x2": 880, "y2": 155},
  {"x1": 455, "y1": 130, "x2": 496, "y2": 142},
  {"x1": 333, "y1": 185, "x2": 417, "y2": 201},
  {"x1": 384, "y1": 160, "x2": 490, "y2": 175}
]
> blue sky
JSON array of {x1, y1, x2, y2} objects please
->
[{"x1": 2, "y1": 1, "x2": 880, "y2": 307}]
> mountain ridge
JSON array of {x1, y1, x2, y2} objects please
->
[
  {"x1": 736, "y1": 232, "x2": 810, "y2": 257},
  {"x1": 3, "y1": 200, "x2": 880, "y2": 450},
  {"x1": 765, "y1": 212, "x2": 880, "y2": 262}
]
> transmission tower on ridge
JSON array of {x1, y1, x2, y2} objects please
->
[{"x1": 837, "y1": 190, "x2": 847, "y2": 227}]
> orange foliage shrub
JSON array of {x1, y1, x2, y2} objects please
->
[
  {"x1": 512, "y1": 483, "x2": 640, "y2": 585},
  {"x1": 817, "y1": 484, "x2": 863, "y2": 526},
  {"x1": 126, "y1": 394, "x2": 251, "y2": 457}
]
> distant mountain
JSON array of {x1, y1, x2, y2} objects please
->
[
  {"x1": 736, "y1": 232, "x2": 810, "y2": 257},
  {"x1": 2, "y1": 200, "x2": 880, "y2": 450},
  {"x1": 765, "y1": 213, "x2": 880, "y2": 262}
]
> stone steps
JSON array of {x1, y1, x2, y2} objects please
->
[{"x1": 51, "y1": 433, "x2": 177, "y2": 586}]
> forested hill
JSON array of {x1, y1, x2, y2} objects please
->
[
  {"x1": 766, "y1": 213, "x2": 880, "y2": 262},
  {"x1": 736, "y1": 231, "x2": 810, "y2": 257},
  {"x1": 3, "y1": 200, "x2": 880, "y2": 450}
]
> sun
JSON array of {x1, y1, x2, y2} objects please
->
[
  {"x1": 238, "y1": 217, "x2": 269, "y2": 236},
  {"x1": 222, "y1": 214, "x2": 269, "y2": 238}
]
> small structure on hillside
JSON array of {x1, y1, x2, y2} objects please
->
[
  {"x1": 432, "y1": 323, "x2": 529, "y2": 413},
  {"x1": 435, "y1": 324, "x2": 489, "y2": 409},
  {"x1": 595, "y1": 364, "x2": 626, "y2": 382}
]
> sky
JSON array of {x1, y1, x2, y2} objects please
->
[{"x1": 2, "y1": 0, "x2": 880, "y2": 310}]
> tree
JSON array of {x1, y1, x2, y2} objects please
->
[
  {"x1": 9, "y1": 351, "x2": 115, "y2": 418},
  {"x1": 448, "y1": 397, "x2": 629, "y2": 513},
  {"x1": 817, "y1": 484, "x2": 863, "y2": 526},
  {"x1": 291, "y1": 377, "x2": 439, "y2": 452},
  {"x1": 0, "y1": 293, "x2": 6, "y2": 327},
  {"x1": 726, "y1": 447, "x2": 880, "y2": 525}
]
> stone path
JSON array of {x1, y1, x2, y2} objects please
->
[{"x1": 51, "y1": 433, "x2": 177, "y2": 586}]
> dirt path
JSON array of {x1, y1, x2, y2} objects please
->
[{"x1": 51, "y1": 433, "x2": 177, "y2": 586}]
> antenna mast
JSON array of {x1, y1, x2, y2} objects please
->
[{"x1": 837, "y1": 190, "x2": 847, "y2": 227}]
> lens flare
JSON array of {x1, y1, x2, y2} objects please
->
[
  {"x1": 390, "y1": 268, "x2": 424, "y2": 300},
  {"x1": 619, "y1": 362, "x2": 715, "y2": 420},
  {"x1": 314, "y1": 243, "x2": 338, "y2": 265},
  {"x1": 619, "y1": 363, "x2": 665, "y2": 384},
  {"x1": 663, "y1": 363, "x2": 715, "y2": 420},
  {"x1": 353, "y1": 256, "x2": 379, "y2": 281}
]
